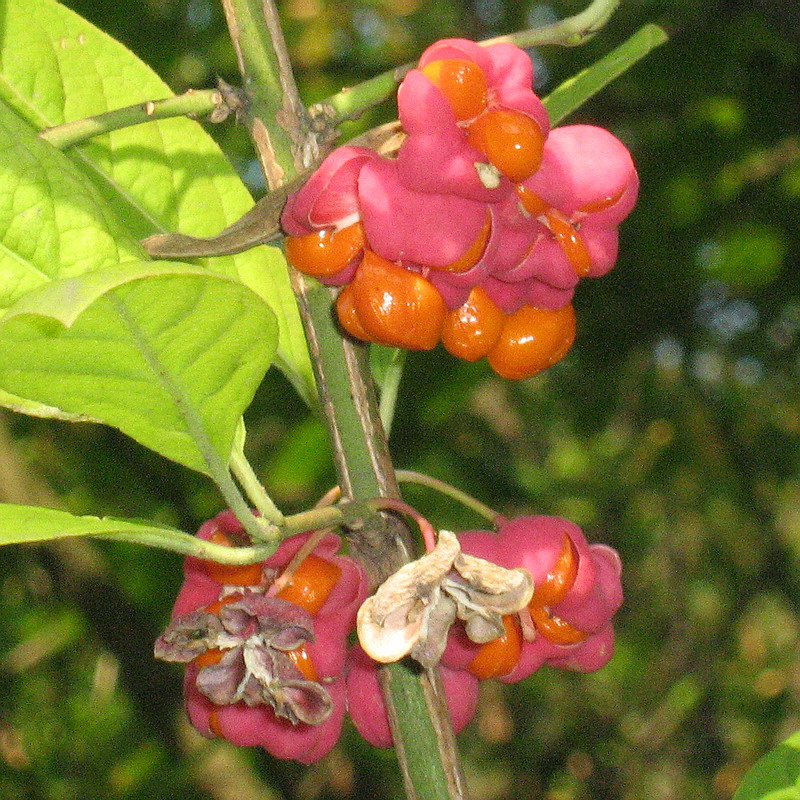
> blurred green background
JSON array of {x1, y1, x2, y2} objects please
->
[{"x1": 2, "y1": 0, "x2": 800, "y2": 798}]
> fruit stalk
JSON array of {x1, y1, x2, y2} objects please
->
[{"x1": 220, "y1": 1, "x2": 469, "y2": 797}]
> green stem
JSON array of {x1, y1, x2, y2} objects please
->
[
  {"x1": 485, "y1": 0, "x2": 623, "y2": 48},
  {"x1": 280, "y1": 498, "x2": 371, "y2": 536},
  {"x1": 317, "y1": 0, "x2": 623, "y2": 126},
  {"x1": 395, "y1": 470, "x2": 501, "y2": 526},
  {"x1": 229, "y1": 440, "x2": 285, "y2": 525},
  {"x1": 542, "y1": 23, "x2": 669, "y2": 125},
  {"x1": 321, "y1": 64, "x2": 412, "y2": 124},
  {"x1": 93, "y1": 528, "x2": 280, "y2": 562},
  {"x1": 221, "y1": 0, "x2": 316, "y2": 186},
  {"x1": 219, "y1": 2, "x2": 468, "y2": 797},
  {"x1": 290, "y1": 274, "x2": 466, "y2": 800},
  {"x1": 39, "y1": 89, "x2": 223, "y2": 149},
  {"x1": 93, "y1": 500, "x2": 371, "y2": 564}
]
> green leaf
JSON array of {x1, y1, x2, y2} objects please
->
[
  {"x1": 543, "y1": 24, "x2": 668, "y2": 126},
  {"x1": 0, "y1": 0, "x2": 314, "y2": 402},
  {"x1": 0, "y1": 263, "x2": 278, "y2": 475},
  {"x1": 0, "y1": 98, "x2": 144, "y2": 310},
  {"x1": 0, "y1": 504, "x2": 186, "y2": 547},
  {"x1": 369, "y1": 345, "x2": 406, "y2": 434},
  {"x1": 0, "y1": 390, "x2": 101, "y2": 423},
  {"x1": 733, "y1": 730, "x2": 800, "y2": 800},
  {"x1": 0, "y1": 503, "x2": 277, "y2": 562}
]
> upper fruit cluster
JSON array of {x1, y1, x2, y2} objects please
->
[{"x1": 282, "y1": 38, "x2": 638, "y2": 379}]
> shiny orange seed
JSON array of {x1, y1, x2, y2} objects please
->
[
  {"x1": 515, "y1": 184, "x2": 551, "y2": 217},
  {"x1": 208, "y1": 707, "x2": 224, "y2": 737},
  {"x1": 437, "y1": 212, "x2": 491, "y2": 273},
  {"x1": 578, "y1": 189, "x2": 625, "y2": 214},
  {"x1": 420, "y1": 58, "x2": 489, "y2": 121},
  {"x1": 487, "y1": 304, "x2": 577, "y2": 380},
  {"x1": 528, "y1": 534, "x2": 586, "y2": 646},
  {"x1": 467, "y1": 108, "x2": 546, "y2": 182},
  {"x1": 467, "y1": 614, "x2": 524, "y2": 679},
  {"x1": 276, "y1": 553, "x2": 342, "y2": 617},
  {"x1": 529, "y1": 606, "x2": 587, "y2": 645},
  {"x1": 343, "y1": 251, "x2": 446, "y2": 350},
  {"x1": 336, "y1": 282, "x2": 376, "y2": 343},
  {"x1": 203, "y1": 529, "x2": 264, "y2": 586},
  {"x1": 545, "y1": 210, "x2": 593, "y2": 277},
  {"x1": 530, "y1": 534, "x2": 579, "y2": 608},
  {"x1": 286, "y1": 644, "x2": 319, "y2": 682},
  {"x1": 203, "y1": 592, "x2": 244, "y2": 616},
  {"x1": 194, "y1": 647, "x2": 226, "y2": 669},
  {"x1": 441, "y1": 286, "x2": 505, "y2": 362},
  {"x1": 285, "y1": 223, "x2": 366, "y2": 278}
]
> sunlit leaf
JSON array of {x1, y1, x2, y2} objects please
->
[
  {"x1": 0, "y1": 263, "x2": 278, "y2": 475},
  {"x1": 733, "y1": 730, "x2": 800, "y2": 800},
  {"x1": 0, "y1": 99, "x2": 144, "y2": 310},
  {"x1": 0, "y1": 0, "x2": 314, "y2": 402}
]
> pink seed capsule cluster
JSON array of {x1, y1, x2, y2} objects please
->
[
  {"x1": 346, "y1": 515, "x2": 623, "y2": 748},
  {"x1": 156, "y1": 512, "x2": 622, "y2": 759},
  {"x1": 282, "y1": 38, "x2": 638, "y2": 379}
]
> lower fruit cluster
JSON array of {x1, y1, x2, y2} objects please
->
[{"x1": 155, "y1": 510, "x2": 623, "y2": 762}]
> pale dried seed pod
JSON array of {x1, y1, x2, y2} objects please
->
[{"x1": 357, "y1": 530, "x2": 535, "y2": 667}]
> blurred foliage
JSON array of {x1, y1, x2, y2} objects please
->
[{"x1": 2, "y1": 0, "x2": 800, "y2": 798}]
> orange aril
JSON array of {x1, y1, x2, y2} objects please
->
[
  {"x1": 437, "y1": 213, "x2": 491, "y2": 273},
  {"x1": 545, "y1": 210, "x2": 592, "y2": 277},
  {"x1": 204, "y1": 593, "x2": 244, "y2": 616},
  {"x1": 420, "y1": 58, "x2": 488, "y2": 121},
  {"x1": 276, "y1": 553, "x2": 342, "y2": 617},
  {"x1": 515, "y1": 184, "x2": 550, "y2": 217},
  {"x1": 286, "y1": 644, "x2": 319, "y2": 682},
  {"x1": 531, "y1": 534, "x2": 579, "y2": 607},
  {"x1": 194, "y1": 647, "x2": 226, "y2": 669},
  {"x1": 467, "y1": 615, "x2": 523, "y2": 679},
  {"x1": 467, "y1": 109, "x2": 545, "y2": 182},
  {"x1": 529, "y1": 606, "x2": 587, "y2": 645},
  {"x1": 578, "y1": 189, "x2": 625, "y2": 214},
  {"x1": 208, "y1": 707, "x2": 224, "y2": 737},
  {"x1": 336, "y1": 282, "x2": 376, "y2": 343},
  {"x1": 441, "y1": 286, "x2": 505, "y2": 362},
  {"x1": 285, "y1": 223, "x2": 365, "y2": 278},
  {"x1": 340, "y1": 251, "x2": 446, "y2": 350},
  {"x1": 528, "y1": 534, "x2": 587, "y2": 646},
  {"x1": 487, "y1": 304, "x2": 576, "y2": 380}
]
